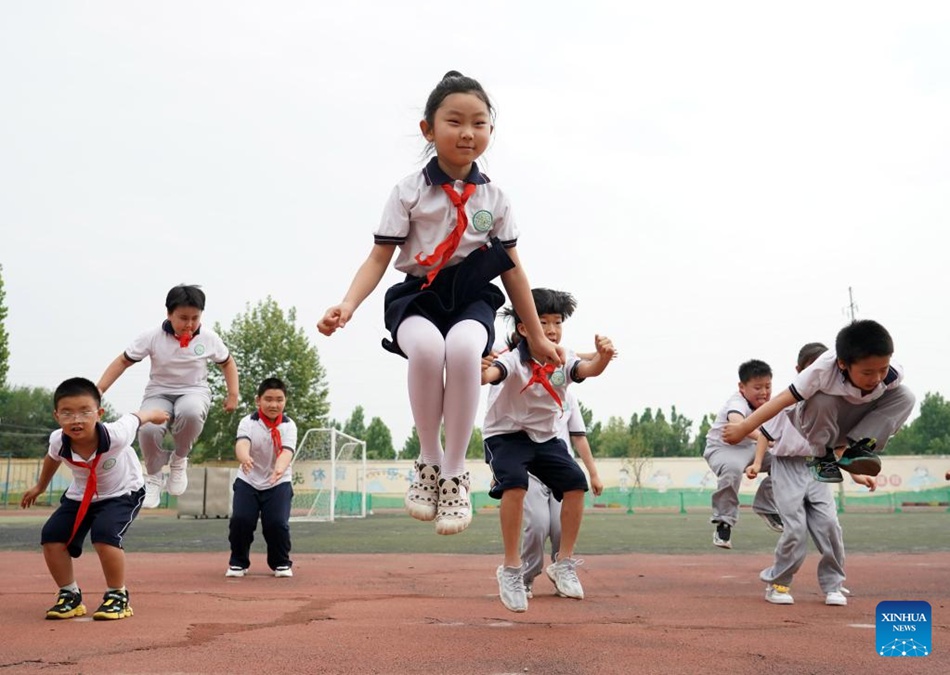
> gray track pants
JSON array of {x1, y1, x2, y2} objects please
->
[{"x1": 705, "y1": 446, "x2": 777, "y2": 527}]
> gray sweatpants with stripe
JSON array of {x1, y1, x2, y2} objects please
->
[
  {"x1": 522, "y1": 473, "x2": 561, "y2": 585},
  {"x1": 758, "y1": 455, "x2": 845, "y2": 592},
  {"x1": 705, "y1": 446, "x2": 777, "y2": 527},
  {"x1": 791, "y1": 385, "x2": 915, "y2": 453},
  {"x1": 138, "y1": 393, "x2": 211, "y2": 476}
]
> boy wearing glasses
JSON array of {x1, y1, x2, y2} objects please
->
[
  {"x1": 20, "y1": 377, "x2": 169, "y2": 620},
  {"x1": 97, "y1": 284, "x2": 239, "y2": 507}
]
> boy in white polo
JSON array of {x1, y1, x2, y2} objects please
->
[
  {"x1": 482, "y1": 288, "x2": 614, "y2": 613},
  {"x1": 703, "y1": 360, "x2": 782, "y2": 549},
  {"x1": 746, "y1": 342, "x2": 876, "y2": 606},
  {"x1": 724, "y1": 320, "x2": 915, "y2": 483},
  {"x1": 226, "y1": 377, "x2": 297, "y2": 578},
  {"x1": 20, "y1": 377, "x2": 169, "y2": 620},
  {"x1": 98, "y1": 284, "x2": 239, "y2": 508}
]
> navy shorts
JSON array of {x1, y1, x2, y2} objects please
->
[
  {"x1": 41, "y1": 488, "x2": 146, "y2": 558},
  {"x1": 485, "y1": 432, "x2": 589, "y2": 501}
]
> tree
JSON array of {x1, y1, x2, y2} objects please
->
[
  {"x1": 200, "y1": 297, "x2": 330, "y2": 461},
  {"x1": 883, "y1": 392, "x2": 950, "y2": 455},
  {"x1": 690, "y1": 413, "x2": 714, "y2": 455},
  {"x1": 0, "y1": 264, "x2": 9, "y2": 387},
  {"x1": 401, "y1": 427, "x2": 420, "y2": 460},
  {"x1": 364, "y1": 416, "x2": 395, "y2": 459},
  {"x1": 466, "y1": 426, "x2": 484, "y2": 459},
  {"x1": 343, "y1": 406, "x2": 367, "y2": 441}
]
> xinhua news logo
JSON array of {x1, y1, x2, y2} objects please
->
[{"x1": 876, "y1": 601, "x2": 931, "y2": 657}]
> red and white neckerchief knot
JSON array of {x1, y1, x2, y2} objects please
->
[
  {"x1": 258, "y1": 410, "x2": 284, "y2": 458},
  {"x1": 414, "y1": 182, "x2": 477, "y2": 288},
  {"x1": 64, "y1": 452, "x2": 103, "y2": 546},
  {"x1": 520, "y1": 359, "x2": 563, "y2": 412}
]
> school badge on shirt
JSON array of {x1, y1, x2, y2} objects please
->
[
  {"x1": 471, "y1": 210, "x2": 493, "y2": 232},
  {"x1": 549, "y1": 368, "x2": 566, "y2": 387},
  {"x1": 194, "y1": 344, "x2": 206, "y2": 356}
]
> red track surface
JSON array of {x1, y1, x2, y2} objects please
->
[{"x1": 1, "y1": 551, "x2": 947, "y2": 674}]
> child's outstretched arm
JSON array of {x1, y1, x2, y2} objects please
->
[
  {"x1": 723, "y1": 389, "x2": 795, "y2": 444},
  {"x1": 482, "y1": 364, "x2": 504, "y2": 385},
  {"x1": 20, "y1": 456, "x2": 59, "y2": 508},
  {"x1": 218, "y1": 357, "x2": 240, "y2": 412},
  {"x1": 97, "y1": 353, "x2": 136, "y2": 394},
  {"x1": 135, "y1": 409, "x2": 171, "y2": 426},
  {"x1": 269, "y1": 449, "x2": 293, "y2": 485},
  {"x1": 745, "y1": 433, "x2": 769, "y2": 479},
  {"x1": 235, "y1": 438, "x2": 254, "y2": 475},
  {"x1": 571, "y1": 436, "x2": 603, "y2": 496},
  {"x1": 499, "y1": 249, "x2": 563, "y2": 365},
  {"x1": 852, "y1": 474, "x2": 877, "y2": 491},
  {"x1": 318, "y1": 244, "x2": 396, "y2": 336},
  {"x1": 574, "y1": 335, "x2": 616, "y2": 379}
]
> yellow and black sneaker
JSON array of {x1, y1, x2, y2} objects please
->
[
  {"x1": 93, "y1": 589, "x2": 133, "y2": 621},
  {"x1": 46, "y1": 588, "x2": 86, "y2": 620}
]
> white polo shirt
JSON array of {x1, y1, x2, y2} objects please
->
[
  {"x1": 760, "y1": 409, "x2": 811, "y2": 458},
  {"x1": 789, "y1": 349, "x2": 903, "y2": 405},
  {"x1": 483, "y1": 342, "x2": 583, "y2": 443},
  {"x1": 374, "y1": 157, "x2": 519, "y2": 277},
  {"x1": 557, "y1": 390, "x2": 586, "y2": 457},
  {"x1": 704, "y1": 391, "x2": 757, "y2": 457},
  {"x1": 235, "y1": 412, "x2": 297, "y2": 490},
  {"x1": 125, "y1": 322, "x2": 231, "y2": 400},
  {"x1": 49, "y1": 414, "x2": 144, "y2": 501}
]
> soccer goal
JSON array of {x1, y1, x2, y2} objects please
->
[{"x1": 290, "y1": 428, "x2": 367, "y2": 522}]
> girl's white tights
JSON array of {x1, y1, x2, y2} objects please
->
[{"x1": 396, "y1": 316, "x2": 486, "y2": 477}]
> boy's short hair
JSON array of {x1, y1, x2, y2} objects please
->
[
  {"x1": 165, "y1": 284, "x2": 206, "y2": 312},
  {"x1": 797, "y1": 342, "x2": 828, "y2": 371},
  {"x1": 738, "y1": 359, "x2": 772, "y2": 382},
  {"x1": 54, "y1": 377, "x2": 101, "y2": 408},
  {"x1": 835, "y1": 320, "x2": 893, "y2": 365},
  {"x1": 257, "y1": 377, "x2": 287, "y2": 397}
]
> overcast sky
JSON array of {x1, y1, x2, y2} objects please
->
[{"x1": 2, "y1": 1, "x2": 948, "y2": 448}]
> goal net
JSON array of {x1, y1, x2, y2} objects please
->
[{"x1": 290, "y1": 428, "x2": 367, "y2": 522}]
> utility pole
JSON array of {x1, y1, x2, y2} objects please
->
[{"x1": 838, "y1": 287, "x2": 858, "y2": 511}]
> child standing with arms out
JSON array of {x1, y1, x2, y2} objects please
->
[
  {"x1": 225, "y1": 377, "x2": 297, "y2": 578},
  {"x1": 703, "y1": 360, "x2": 782, "y2": 549},
  {"x1": 482, "y1": 288, "x2": 614, "y2": 612},
  {"x1": 98, "y1": 284, "x2": 239, "y2": 508},
  {"x1": 746, "y1": 342, "x2": 876, "y2": 606},
  {"x1": 318, "y1": 71, "x2": 560, "y2": 536},
  {"x1": 724, "y1": 320, "x2": 915, "y2": 483},
  {"x1": 20, "y1": 377, "x2": 169, "y2": 620}
]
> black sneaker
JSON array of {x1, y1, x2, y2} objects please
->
[
  {"x1": 713, "y1": 522, "x2": 732, "y2": 549},
  {"x1": 93, "y1": 589, "x2": 133, "y2": 621},
  {"x1": 759, "y1": 512, "x2": 784, "y2": 533},
  {"x1": 837, "y1": 438, "x2": 881, "y2": 476},
  {"x1": 46, "y1": 588, "x2": 86, "y2": 620},
  {"x1": 806, "y1": 455, "x2": 843, "y2": 483}
]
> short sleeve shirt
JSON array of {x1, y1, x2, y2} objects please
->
[
  {"x1": 704, "y1": 391, "x2": 757, "y2": 456},
  {"x1": 235, "y1": 412, "x2": 298, "y2": 490},
  {"x1": 789, "y1": 349, "x2": 903, "y2": 405},
  {"x1": 483, "y1": 342, "x2": 584, "y2": 443},
  {"x1": 48, "y1": 414, "x2": 144, "y2": 501},
  {"x1": 759, "y1": 409, "x2": 812, "y2": 457},
  {"x1": 556, "y1": 390, "x2": 587, "y2": 457},
  {"x1": 374, "y1": 158, "x2": 519, "y2": 277},
  {"x1": 125, "y1": 323, "x2": 230, "y2": 399}
]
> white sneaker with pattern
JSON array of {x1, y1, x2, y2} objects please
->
[
  {"x1": 435, "y1": 472, "x2": 472, "y2": 535},
  {"x1": 404, "y1": 462, "x2": 440, "y2": 521},
  {"x1": 497, "y1": 565, "x2": 528, "y2": 612},
  {"x1": 545, "y1": 558, "x2": 584, "y2": 599}
]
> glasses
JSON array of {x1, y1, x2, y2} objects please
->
[{"x1": 57, "y1": 411, "x2": 98, "y2": 421}]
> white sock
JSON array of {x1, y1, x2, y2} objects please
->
[{"x1": 61, "y1": 581, "x2": 79, "y2": 593}]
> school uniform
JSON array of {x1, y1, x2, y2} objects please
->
[
  {"x1": 483, "y1": 342, "x2": 589, "y2": 501},
  {"x1": 41, "y1": 415, "x2": 146, "y2": 559},
  {"x1": 703, "y1": 392, "x2": 778, "y2": 527},
  {"x1": 228, "y1": 412, "x2": 297, "y2": 572},
  {"x1": 757, "y1": 410, "x2": 846, "y2": 593},
  {"x1": 375, "y1": 157, "x2": 518, "y2": 357},
  {"x1": 124, "y1": 320, "x2": 231, "y2": 473},
  {"x1": 788, "y1": 349, "x2": 915, "y2": 453},
  {"x1": 521, "y1": 390, "x2": 586, "y2": 586}
]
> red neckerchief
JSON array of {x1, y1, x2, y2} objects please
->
[
  {"x1": 414, "y1": 182, "x2": 477, "y2": 288},
  {"x1": 62, "y1": 451, "x2": 103, "y2": 547},
  {"x1": 178, "y1": 333, "x2": 193, "y2": 348},
  {"x1": 520, "y1": 359, "x2": 563, "y2": 411},
  {"x1": 258, "y1": 410, "x2": 284, "y2": 458}
]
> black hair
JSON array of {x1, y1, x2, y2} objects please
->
[
  {"x1": 835, "y1": 319, "x2": 894, "y2": 365},
  {"x1": 501, "y1": 288, "x2": 577, "y2": 349},
  {"x1": 797, "y1": 342, "x2": 828, "y2": 371},
  {"x1": 738, "y1": 359, "x2": 772, "y2": 383},
  {"x1": 165, "y1": 284, "x2": 206, "y2": 312},
  {"x1": 257, "y1": 377, "x2": 287, "y2": 397},
  {"x1": 54, "y1": 377, "x2": 101, "y2": 409},
  {"x1": 423, "y1": 71, "x2": 494, "y2": 154}
]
